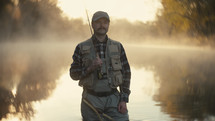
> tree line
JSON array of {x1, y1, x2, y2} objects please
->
[
  {"x1": 0, "y1": 0, "x2": 89, "y2": 41},
  {"x1": 156, "y1": 0, "x2": 215, "y2": 45},
  {"x1": 0, "y1": 0, "x2": 215, "y2": 45}
]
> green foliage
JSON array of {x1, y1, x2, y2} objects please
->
[{"x1": 158, "y1": 0, "x2": 215, "y2": 42}]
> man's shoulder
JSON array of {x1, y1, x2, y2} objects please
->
[
  {"x1": 78, "y1": 38, "x2": 92, "y2": 47},
  {"x1": 109, "y1": 38, "x2": 122, "y2": 45}
]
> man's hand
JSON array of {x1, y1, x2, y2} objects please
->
[
  {"x1": 118, "y1": 101, "x2": 127, "y2": 114},
  {"x1": 87, "y1": 56, "x2": 102, "y2": 73}
]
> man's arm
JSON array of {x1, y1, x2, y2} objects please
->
[
  {"x1": 118, "y1": 43, "x2": 131, "y2": 114},
  {"x1": 70, "y1": 44, "x2": 87, "y2": 80},
  {"x1": 119, "y1": 43, "x2": 131, "y2": 103}
]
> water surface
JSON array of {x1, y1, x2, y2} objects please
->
[{"x1": 1, "y1": 42, "x2": 215, "y2": 121}]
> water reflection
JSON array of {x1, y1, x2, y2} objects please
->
[
  {"x1": 1, "y1": 42, "x2": 215, "y2": 121},
  {"x1": 0, "y1": 42, "x2": 74, "y2": 120},
  {"x1": 152, "y1": 52, "x2": 215, "y2": 121},
  {"x1": 127, "y1": 45, "x2": 215, "y2": 120}
]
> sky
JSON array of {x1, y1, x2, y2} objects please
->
[{"x1": 57, "y1": 0, "x2": 163, "y2": 23}]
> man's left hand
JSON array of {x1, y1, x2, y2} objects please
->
[{"x1": 118, "y1": 101, "x2": 127, "y2": 114}]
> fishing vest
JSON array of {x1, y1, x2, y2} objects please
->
[{"x1": 78, "y1": 38, "x2": 123, "y2": 91}]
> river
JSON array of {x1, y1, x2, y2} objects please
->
[{"x1": 1, "y1": 42, "x2": 215, "y2": 121}]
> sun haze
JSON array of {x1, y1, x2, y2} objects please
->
[{"x1": 57, "y1": 0, "x2": 162, "y2": 23}]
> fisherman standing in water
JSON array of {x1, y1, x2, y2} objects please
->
[{"x1": 70, "y1": 11, "x2": 131, "y2": 121}]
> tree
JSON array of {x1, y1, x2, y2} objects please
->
[{"x1": 157, "y1": 0, "x2": 215, "y2": 43}]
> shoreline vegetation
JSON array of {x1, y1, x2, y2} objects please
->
[{"x1": 0, "y1": 0, "x2": 215, "y2": 47}]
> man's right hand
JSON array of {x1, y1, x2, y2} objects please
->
[{"x1": 86, "y1": 57, "x2": 102, "y2": 73}]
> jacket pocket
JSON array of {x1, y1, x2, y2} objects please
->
[
  {"x1": 82, "y1": 45, "x2": 91, "y2": 54},
  {"x1": 111, "y1": 71, "x2": 123, "y2": 87},
  {"x1": 82, "y1": 57, "x2": 92, "y2": 67},
  {"x1": 111, "y1": 55, "x2": 122, "y2": 70}
]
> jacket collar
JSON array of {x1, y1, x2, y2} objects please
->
[{"x1": 92, "y1": 34, "x2": 108, "y2": 44}]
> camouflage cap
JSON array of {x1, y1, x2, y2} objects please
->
[{"x1": 92, "y1": 11, "x2": 110, "y2": 22}]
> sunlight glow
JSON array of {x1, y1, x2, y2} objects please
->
[
  {"x1": 12, "y1": 87, "x2": 17, "y2": 96},
  {"x1": 57, "y1": 0, "x2": 162, "y2": 23},
  {"x1": 1, "y1": 116, "x2": 19, "y2": 121}
]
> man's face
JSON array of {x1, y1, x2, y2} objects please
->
[{"x1": 92, "y1": 18, "x2": 109, "y2": 36}]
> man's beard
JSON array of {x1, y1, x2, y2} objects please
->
[{"x1": 95, "y1": 28, "x2": 108, "y2": 35}]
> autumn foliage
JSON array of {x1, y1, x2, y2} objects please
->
[{"x1": 0, "y1": 0, "x2": 215, "y2": 45}]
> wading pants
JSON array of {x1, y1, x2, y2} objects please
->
[{"x1": 81, "y1": 90, "x2": 129, "y2": 121}]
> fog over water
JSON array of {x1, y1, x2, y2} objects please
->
[
  {"x1": 127, "y1": 44, "x2": 215, "y2": 120},
  {"x1": 1, "y1": 0, "x2": 215, "y2": 120},
  {"x1": 0, "y1": 42, "x2": 74, "y2": 120},
  {"x1": 1, "y1": 41, "x2": 215, "y2": 120}
]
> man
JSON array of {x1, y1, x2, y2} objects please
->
[{"x1": 70, "y1": 11, "x2": 131, "y2": 121}]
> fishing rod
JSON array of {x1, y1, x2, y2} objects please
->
[
  {"x1": 82, "y1": 0, "x2": 93, "y2": 35},
  {"x1": 85, "y1": 9, "x2": 93, "y2": 35},
  {"x1": 84, "y1": 7, "x2": 102, "y2": 77}
]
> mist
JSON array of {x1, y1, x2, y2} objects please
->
[
  {"x1": 1, "y1": 0, "x2": 215, "y2": 120},
  {"x1": 1, "y1": 0, "x2": 214, "y2": 45},
  {"x1": 0, "y1": 42, "x2": 75, "y2": 120},
  {"x1": 1, "y1": 42, "x2": 215, "y2": 120}
]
